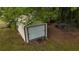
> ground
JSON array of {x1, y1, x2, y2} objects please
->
[
  {"x1": 0, "y1": 24, "x2": 79, "y2": 51},
  {"x1": 0, "y1": 20, "x2": 8, "y2": 28}
]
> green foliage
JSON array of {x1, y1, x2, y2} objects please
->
[
  {"x1": 70, "y1": 7, "x2": 78, "y2": 12},
  {"x1": 1, "y1": 7, "x2": 79, "y2": 29}
]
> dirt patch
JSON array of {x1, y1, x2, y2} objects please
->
[{"x1": 47, "y1": 24, "x2": 79, "y2": 50}]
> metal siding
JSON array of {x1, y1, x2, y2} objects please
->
[
  {"x1": 17, "y1": 23, "x2": 47, "y2": 43},
  {"x1": 27, "y1": 25, "x2": 46, "y2": 40}
]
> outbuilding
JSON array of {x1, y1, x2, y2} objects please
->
[{"x1": 17, "y1": 15, "x2": 47, "y2": 43}]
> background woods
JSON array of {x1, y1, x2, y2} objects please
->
[{"x1": 0, "y1": 7, "x2": 79, "y2": 29}]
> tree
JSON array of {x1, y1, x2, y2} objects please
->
[{"x1": 1, "y1": 7, "x2": 79, "y2": 29}]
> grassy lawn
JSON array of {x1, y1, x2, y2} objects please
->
[
  {"x1": 0, "y1": 24, "x2": 79, "y2": 51},
  {"x1": 0, "y1": 28, "x2": 62, "y2": 51}
]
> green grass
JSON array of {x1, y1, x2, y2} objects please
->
[
  {"x1": 0, "y1": 28, "x2": 79, "y2": 51},
  {"x1": 0, "y1": 28, "x2": 62, "y2": 51}
]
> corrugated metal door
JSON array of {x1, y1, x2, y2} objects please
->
[{"x1": 28, "y1": 25, "x2": 45, "y2": 40}]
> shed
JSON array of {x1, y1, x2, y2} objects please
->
[{"x1": 17, "y1": 15, "x2": 47, "y2": 43}]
